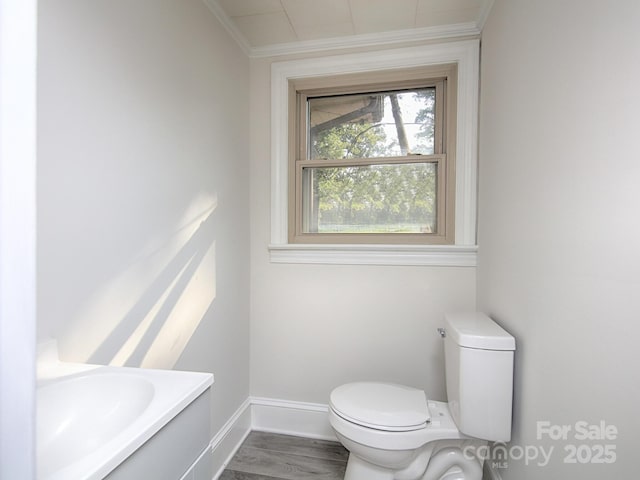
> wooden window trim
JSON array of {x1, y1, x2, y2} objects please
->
[{"x1": 288, "y1": 64, "x2": 458, "y2": 245}]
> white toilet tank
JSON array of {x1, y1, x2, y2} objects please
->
[{"x1": 443, "y1": 312, "x2": 515, "y2": 442}]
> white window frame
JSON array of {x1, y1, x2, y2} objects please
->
[{"x1": 270, "y1": 40, "x2": 479, "y2": 266}]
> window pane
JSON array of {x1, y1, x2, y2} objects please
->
[
  {"x1": 301, "y1": 162, "x2": 437, "y2": 234},
  {"x1": 308, "y1": 88, "x2": 436, "y2": 160}
]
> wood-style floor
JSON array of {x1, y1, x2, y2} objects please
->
[{"x1": 219, "y1": 431, "x2": 349, "y2": 480}]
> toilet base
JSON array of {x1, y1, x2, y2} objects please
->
[
  {"x1": 343, "y1": 444, "x2": 483, "y2": 480},
  {"x1": 344, "y1": 453, "x2": 395, "y2": 480}
]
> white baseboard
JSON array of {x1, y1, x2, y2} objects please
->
[
  {"x1": 210, "y1": 398, "x2": 252, "y2": 480},
  {"x1": 250, "y1": 396, "x2": 337, "y2": 441},
  {"x1": 209, "y1": 396, "x2": 337, "y2": 479}
]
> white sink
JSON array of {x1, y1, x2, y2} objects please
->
[{"x1": 38, "y1": 373, "x2": 154, "y2": 478}]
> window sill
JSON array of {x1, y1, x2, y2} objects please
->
[{"x1": 268, "y1": 244, "x2": 477, "y2": 266}]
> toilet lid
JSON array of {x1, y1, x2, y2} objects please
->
[{"x1": 330, "y1": 382, "x2": 430, "y2": 432}]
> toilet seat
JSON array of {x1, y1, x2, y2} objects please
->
[{"x1": 329, "y1": 382, "x2": 430, "y2": 432}]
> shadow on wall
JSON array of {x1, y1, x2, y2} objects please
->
[{"x1": 61, "y1": 195, "x2": 218, "y2": 370}]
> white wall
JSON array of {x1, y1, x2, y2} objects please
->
[
  {"x1": 478, "y1": 0, "x2": 640, "y2": 477},
  {"x1": 37, "y1": 0, "x2": 250, "y2": 436},
  {"x1": 249, "y1": 54, "x2": 476, "y2": 404},
  {"x1": 0, "y1": 0, "x2": 37, "y2": 477}
]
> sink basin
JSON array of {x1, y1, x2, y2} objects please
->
[{"x1": 37, "y1": 373, "x2": 154, "y2": 478}]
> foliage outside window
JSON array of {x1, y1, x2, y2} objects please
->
[{"x1": 289, "y1": 65, "x2": 457, "y2": 245}]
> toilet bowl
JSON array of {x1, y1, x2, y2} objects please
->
[
  {"x1": 329, "y1": 313, "x2": 515, "y2": 480},
  {"x1": 329, "y1": 384, "x2": 484, "y2": 480}
]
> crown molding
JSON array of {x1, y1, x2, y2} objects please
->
[
  {"x1": 249, "y1": 22, "x2": 481, "y2": 58},
  {"x1": 203, "y1": 0, "x2": 483, "y2": 59},
  {"x1": 202, "y1": 0, "x2": 251, "y2": 56}
]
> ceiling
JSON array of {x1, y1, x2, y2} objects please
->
[{"x1": 205, "y1": 0, "x2": 493, "y2": 56}]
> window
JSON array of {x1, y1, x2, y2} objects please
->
[
  {"x1": 289, "y1": 65, "x2": 456, "y2": 245},
  {"x1": 270, "y1": 41, "x2": 479, "y2": 265}
]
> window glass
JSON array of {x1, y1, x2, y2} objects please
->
[
  {"x1": 301, "y1": 162, "x2": 437, "y2": 234},
  {"x1": 308, "y1": 87, "x2": 436, "y2": 160}
]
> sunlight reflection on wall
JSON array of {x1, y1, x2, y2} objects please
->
[{"x1": 62, "y1": 193, "x2": 218, "y2": 369}]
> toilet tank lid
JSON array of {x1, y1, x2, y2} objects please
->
[{"x1": 444, "y1": 313, "x2": 515, "y2": 351}]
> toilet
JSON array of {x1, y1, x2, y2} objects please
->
[{"x1": 329, "y1": 312, "x2": 515, "y2": 480}]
